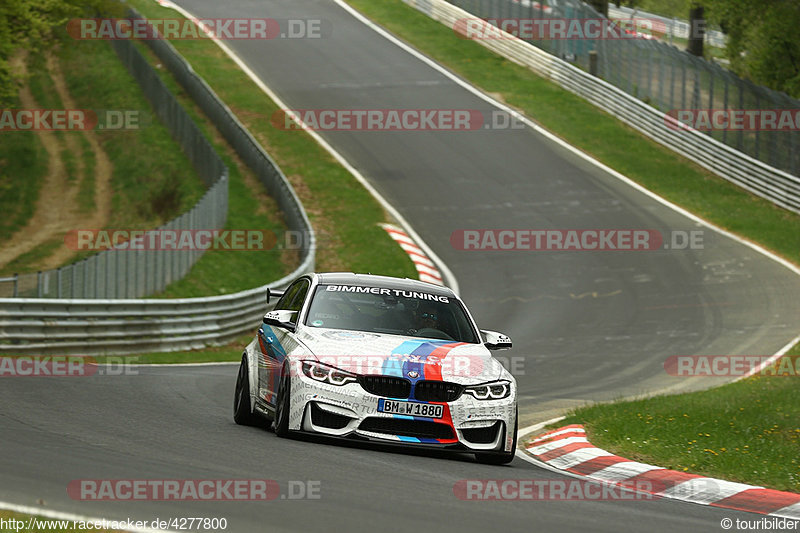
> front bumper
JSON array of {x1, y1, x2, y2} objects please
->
[{"x1": 287, "y1": 370, "x2": 517, "y2": 452}]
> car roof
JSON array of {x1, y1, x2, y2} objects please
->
[{"x1": 313, "y1": 272, "x2": 456, "y2": 298}]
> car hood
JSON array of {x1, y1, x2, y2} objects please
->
[{"x1": 294, "y1": 328, "x2": 506, "y2": 384}]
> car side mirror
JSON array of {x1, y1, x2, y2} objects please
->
[
  {"x1": 266, "y1": 288, "x2": 285, "y2": 304},
  {"x1": 263, "y1": 310, "x2": 296, "y2": 332},
  {"x1": 481, "y1": 330, "x2": 512, "y2": 350}
]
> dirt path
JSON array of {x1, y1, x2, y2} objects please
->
[{"x1": 0, "y1": 53, "x2": 113, "y2": 271}]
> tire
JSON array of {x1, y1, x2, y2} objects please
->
[
  {"x1": 475, "y1": 409, "x2": 518, "y2": 465},
  {"x1": 233, "y1": 354, "x2": 261, "y2": 426},
  {"x1": 273, "y1": 363, "x2": 291, "y2": 437}
]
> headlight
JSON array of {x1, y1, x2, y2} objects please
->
[
  {"x1": 301, "y1": 361, "x2": 358, "y2": 386},
  {"x1": 464, "y1": 380, "x2": 511, "y2": 400}
]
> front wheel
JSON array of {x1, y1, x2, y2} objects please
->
[
  {"x1": 273, "y1": 363, "x2": 292, "y2": 437},
  {"x1": 475, "y1": 410, "x2": 517, "y2": 465},
  {"x1": 233, "y1": 355, "x2": 261, "y2": 426}
]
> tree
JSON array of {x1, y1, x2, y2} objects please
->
[
  {"x1": 687, "y1": 3, "x2": 705, "y2": 57},
  {"x1": 706, "y1": 0, "x2": 800, "y2": 98},
  {"x1": 0, "y1": 0, "x2": 121, "y2": 107},
  {"x1": 587, "y1": 0, "x2": 609, "y2": 17}
]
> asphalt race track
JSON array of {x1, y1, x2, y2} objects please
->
[
  {"x1": 0, "y1": 366, "x2": 779, "y2": 532},
  {"x1": 1, "y1": 1, "x2": 798, "y2": 531},
  {"x1": 164, "y1": 0, "x2": 800, "y2": 417}
]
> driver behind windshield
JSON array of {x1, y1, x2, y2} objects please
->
[{"x1": 411, "y1": 304, "x2": 440, "y2": 334}]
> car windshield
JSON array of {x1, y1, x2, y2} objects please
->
[{"x1": 304, "y1": 284, "x2": 479, "y2": 343}]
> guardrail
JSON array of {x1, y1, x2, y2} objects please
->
[
  {"x1": 607, "y1": 5, "x2": 726, "y2": 48},
  {"x1": 407, "y1": 0, "x2": 800, "y2": 214},
  {"x1": 0, "y1": 11, "x2": 315, "y2": 354},
  {"x1": 0, "y1": 280, "x2": 284, "y2": 356}
]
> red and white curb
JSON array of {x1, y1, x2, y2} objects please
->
[
  {"x1": 525, "y1": 424, "x2": 800, "y2": 518},
  {"x1": 381, "y1": 224, "x2": 444, "y2": 286}
]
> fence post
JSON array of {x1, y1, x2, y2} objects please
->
[
  {"x1": 657, "y1": 41, "x2": 665, "y2": 109},
  {"x1": 722, "y1": 70, "x2": 729, "y2": 145},
  {"x1": 83, "y1": 257, "x2": 88, "y2": 299},
  {"x1": 754, "y1": 90, "x2": 761, "y2": 160},
  {"x1": 589, "y1": 50, "x2": 598, "y2": 77},
  {"x1": 645, "y1": 42, "x2": 652, "y2": 101},
  {"x1": 737, "y1": 79, "x2": 744, "y2": 151},
  {"x1": 780, "y1": 93, "x2": 799, "y2": 176},
  {"x1": 681, "y1": 54, "x2": 687, "y2": 110},
  {"x1": 115, "y1": 246, "x2": 121, "y2": 299}
]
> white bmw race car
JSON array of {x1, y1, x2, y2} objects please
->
[{"x1": 234, "y1": 272, "x2": 518, "y2": 464}]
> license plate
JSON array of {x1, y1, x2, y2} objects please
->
[{"x1": 378, "y1": 399, "x2": 444, "y2": 419}]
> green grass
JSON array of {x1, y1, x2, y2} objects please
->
[
  {"x1": 101, "y1": 349, "x2": 242, "y2": 364},
  {"x1": 119, "y1": 41, "x2": 290, "y2": 297},
  {"x1": 76, "y1": 133, "x2": 97, "y2": 213},
  {"x1": 547, "y1": 343, "x2": 800, "y2": 492},
  {"x1": 346, "y1": 0, "x2": 800, "y2": 267},
  {"x1": 24, "y1": 52, "x2": 88, "y2": 220},
  {"x1": 127, "y1": 0, "x2": 418, "y2": 281},
  {"x1": 0, "y1": 55, "x2": 51, "y2": 242},
  {"x1": 1, "y1": 334, "x2": 248, "y2": 365},
  {"x1": 0, "y1": 113, "x2": 47, "y2": 241},
  {"x1": 1, "y1": 333, "x2": 249, "y2": 364},
  {"x1": 0, "y1": 38, "x2": 297, "y2": 295},
  {"x1": 57, "y1": 39, "x2": 207, "y2": 228},
  {"x1": 93, "y1": 335, "x2": 248, "y2": 364},
  {"x1": 0, "y1": 41, "x2": 209, "y2": 277},
  {"x1": 60, "y1": 37, "x2": 298, "y2": 296},
  {"x1": 26, "y1": 54, "x2": 61, "y2": 110},
  {"x1": 1, "y1": 238, "x2": 63, "y2": 275},
  {"x1": 153, "y1": 174, "x2": 290, "y2": 299},
  {"x1": 27, "y1": 63, "x2": 78, "y2": 190}
]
